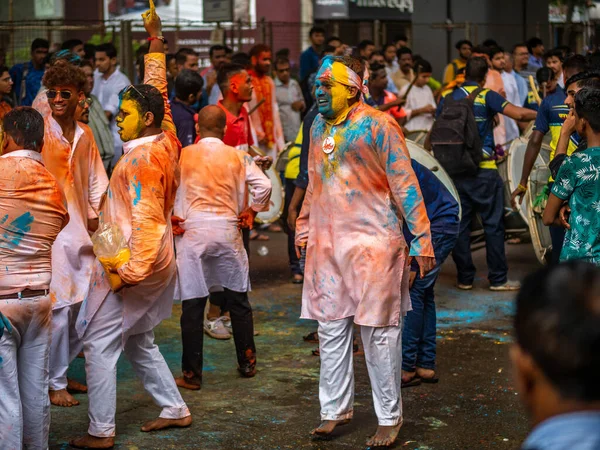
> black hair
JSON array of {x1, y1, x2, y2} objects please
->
[
  {"x1": 0, "y1": 64, "x2": 9, "y2": 76},
  {"x1": 536, "y1": 67, "x2": 555, "y2": 85},
  {"x1": 512, "y1": 43, "x2": 528, "y2": 53},
  {"x1": 225, "y1": 46, "x2": 233, "y2": 55},
  {"x1": 455, "y1": 39, "x2": 473, "y2": 50},
  {"x1": 166, "y1": 53, "x2": 176, "y2": 65},
  {"x1": 415, "y1": 59, "x2": 433, "y2": 73},
  {"x1": 382, "y1": 42, "x2": 396, "y2": 53},
  {"x1": 209, "y1": 45, "x2": 227, "y2": 58},
  {"x1": 555, "y1": 45, "x2": 573, "y2": 58},
  {"x1": 119, "y1": 84, "x2": 164, "y2": 127},
  {"x1": 249, "y1": 44, "x2": 271, "y2": 59},
  {"x1": 465, "y1": 56, "x2": 489, "y2": 83},
  {"x1": 544, "y1": 48, "x2": 564, "y2": 62},
  {"x1": 564, "y1": 54, "x2": 589, "y2": 77},
  {"x1": 217, "y1": 63, "x2": 246, "y2": 93},
  {"x1": 175, "y1": 48, "x2": 198, "y2": 66},
  {"x1": 326, "y1": 36, "x2": 341, "y2": 45},
  {"x1": 3, "y1": 107, "x2": 45, "y2": 151},
  {"x1": 358, "y1": 40, "x2": 375, "y2": 51},
  {"x1": 31, "y1": 38, "x2": 49, "y2": 53},
  {"x1": 471, "y1": 45, "x2": 491, "y2": 58},
  {"x1": 61, "y1": 39, "x2": 83, "y2": 51},
  {"x1": 369, "y1": 62, "x2": 387, "y2": 76},
  {"x1": 230, "y1": 52, "x2": 251, "y2": 68},
  {"x1": 309, "y1": 26, "x2": 326, "y2": 37},
  {"x1": 575, "y1": 87, "x2": 600, "y2": 133},
  {"x1": 482, "y1": 39, "x2": 498, "y2": 48},
  {"x1": 84, "y1": 43, "x2": 96, "y2": 61},
  {"x1": 321, "y1": 45, "x2": 337, "y2": 57},
  {"x1": 489, "y1": 46, "x2": 505, "y2": 59},
  {"x1": 95, "y1": 43, "x2": 117, "y2": 59},
  {"x1": 369, "y1": 50, "x2": 383, "y2": 59},
  {"x1": 394, "y1": 33, "x2": 408, "y2": 43},
  {"x1": 526, "y1": 37, "x2": 544, "y2": 53},
  {"x1": 565, "y1": 71, "x2": 600, "y2": 91},
  {"x1": 175, "y1": 69, "x2": 204, "y2": 101},
  {"x1": 515, "y1": 262, "x2": 600, "y2": 402},
  {"x1": 274, "y1": 57, "x2": 290, "y2": 68},
  {"x1": 397, "y1": 47, "x2": 413, "y2": 58},
  {"x1": 275, "y1": 48, "x2": 290, "y2": 59}
]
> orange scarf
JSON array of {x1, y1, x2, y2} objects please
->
[{"x1": 248, "y1": 69, "x2": 275, "y2": 148}]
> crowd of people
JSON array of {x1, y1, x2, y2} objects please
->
[{"x1": 1, "y1": 3, "x2": 600, "y2": 449}]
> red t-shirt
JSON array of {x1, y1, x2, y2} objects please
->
[{"x1": 217, "y1": 100, "x2": 254, "y2": 149}]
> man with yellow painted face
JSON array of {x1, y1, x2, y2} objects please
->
[
  {"x1": 295, "y1": 55, "x2": 435, "y2": 448},
  {"x1": 70, "y1": 4, "x2": 191, "y2": 449},
  {"x1": 39, "y1": 59, "x2": 109, "y2": 410}
]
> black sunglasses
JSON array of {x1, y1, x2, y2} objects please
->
[{"x1": 47, "y1": 89, "x2": 73, "y2": 100}]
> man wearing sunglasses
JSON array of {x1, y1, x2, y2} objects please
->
[
  {"x1": 39, "y1": 59, "x2": 110, "y2": 410},
  {"x1": 71, "y1": 4, "x2": 191, "y2": 448}
]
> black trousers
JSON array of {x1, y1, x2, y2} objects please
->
[{"x1": 180, "y1": 289, "x2": 256, "y2": 384}]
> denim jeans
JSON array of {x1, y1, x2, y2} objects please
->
[
  {"x1": 402, "y1": 232, "x2": 458, "y2": 372},
  {"x1": 451, "y1": 169, "x2": 508, "y2": 286},
  {"x1": 281, "y1": 178, "x2": 303, "y2": 275}
]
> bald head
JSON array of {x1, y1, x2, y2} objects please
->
[{"x1": 197, "y1": 105, "x2": 227, "y2": 140}]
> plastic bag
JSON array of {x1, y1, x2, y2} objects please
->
[{"x1": 91, "y1": 223, "x2": 131, "y2": 291}]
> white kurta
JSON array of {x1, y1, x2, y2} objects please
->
[
  {"x1": 41, "y1": 116, "x2": 109, "y2": 310},
  {"x1": 174, "y1": 137, "x2": 272, "y2": 300}
]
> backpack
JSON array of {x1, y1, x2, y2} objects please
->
[{"x1": 430, "y1": 87, "x2": 483, "y2": 178}]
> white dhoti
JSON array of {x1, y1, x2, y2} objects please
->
[
  {"x1": 49, "y1": 302, "x2": 83, "y2": 391},
  {"x1": 318, "y1": 317, "x2": 403, "y2": 426},
  {"x1": 0, "y1": 294, "x2": 52, "y2": 450},
  {"x1": 83, "y1": 291, "x2": 189, "y2": 438}
]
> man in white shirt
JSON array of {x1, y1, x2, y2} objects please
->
[
  {"x1": 173, "y1": 105, "x2": 272, "y2": 389},
  {"x1": 502, "y1": 52, "x2": 521, "y2": 144},
  {"x1": 92, "y1": 43, "x2": 131, "y2": 168},
  {"x1": 274, "y1": 57, "x2": 305, "y2": 143},
  {"x1": 400, "y1": 59, "x2": 436, "y2": 132}
]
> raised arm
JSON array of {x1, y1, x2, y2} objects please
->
[{"x1": 142, "y1": 2, "x2": 176, "y2": 135}]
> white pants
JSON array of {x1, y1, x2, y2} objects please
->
[
  {"x1": 83, "y1": 291, "x2": 190, "y2": 437},
  {"x1": 49, "y1": 302, "x2": 83, "y2": 391},
  {"x1": 318, "y1": 317, "x2": 403, "y2": 426},
  {"x1": 0, "y1": 294, "x2": 52, "y2": 450}
]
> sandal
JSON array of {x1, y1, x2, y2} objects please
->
[
  {"x1": 250, "y1": 230, "x2": 270, "y2": 241},
  {"x1": 401, "y1": 376, "x2": 422, "y2": 388}
]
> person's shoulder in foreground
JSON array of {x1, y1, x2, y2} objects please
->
[{"x1": 513, "y1": 262, "x2": 600, "y2": 450}]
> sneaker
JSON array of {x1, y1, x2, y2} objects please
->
[
  {"x1": 221, "y1": 316, "x2": 232, "y2": 334},
  {"x1": 204, "y1": 317, "x2": 231, "y2": 340},
  {"x1": 489, "y1": 280, "x2": 521, "y2": 291},
  {"x1": 457, "y1": 283, "x2": 473, "y2": 290}
]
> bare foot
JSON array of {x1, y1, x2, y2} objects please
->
[
  {"x1": 416, "y1": 368, "x2": 435, "y2": 379},
  {"x1": 366, "y1": 421, "x2": 403, "y2": 447},
  {"x1": 310, "y1": 419, "x2": 351, "y2": 436},
  {"x1": 175, "y1": 377, "x2": 201, "y2": 391},
  {"x1": 67, "y1": 378, "x2": 88, "y2": 393},
  {"x1": 49, "y1": 389, "x2": 79, "y2": 407},
  {"x1": 141, "y1": 415, "x2": 192, "y2": 432},
  {"x1": 69, "y1": 434, "x2": 114, "y2": 449}
]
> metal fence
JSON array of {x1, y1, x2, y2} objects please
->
[{"x1": 0, "y1": 19, "x2": 309, "y2": 81}]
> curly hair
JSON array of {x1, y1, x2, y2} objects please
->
[{"x1": 42, "y1": 59, "x2": 86, "y2": 92}]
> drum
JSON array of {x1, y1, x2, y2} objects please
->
[
  {"x1": 405, "y1": 140, "x2": 462, "y2": 220},
  {"x1": 275, "y1": 141, "x2": 294, "y2": 173},
  {"x1": 248, "y1": 146, "x2": 285, "y2": 224},
  {"x1": 526, "y1": 144, "x2": 553, "y2": 264},
  {"x1": 254, "y1": 166, "x2": 284, "y2": 224},
  {"x1": 498, "y1": 154, "x2": 529, "y2": 234},
  {"x1": 405, "y1": 129, "x2": 429, "y2": 148},
  {"x1": 522, "y1": 121, "x2": 552, "y2": 145},
  {"x1": 501, "y1": 137, "x2": 550, "y2": 226}
]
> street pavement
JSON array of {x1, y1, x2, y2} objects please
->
[{"x1": 49, "y1": 231, "x2": 539, "y2": 450}]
